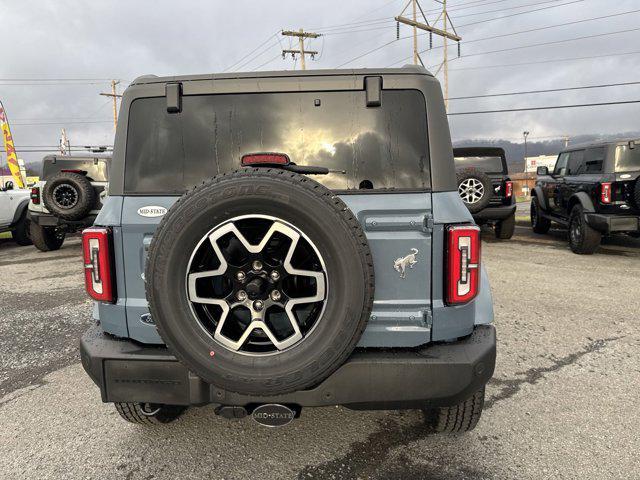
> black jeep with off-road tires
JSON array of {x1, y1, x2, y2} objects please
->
[
  {"x1": 453, "y1": 147, "x2": 516, "y2": 239},
  {"x1": 28, "y1": 155, "x2": 109, "y2": 251},
  {"x1": 79, "y1": 66, "x2": 496, "y2": 433},
  {"x1": 531, "y1": 139, "x2": 640, "y2": 254}
]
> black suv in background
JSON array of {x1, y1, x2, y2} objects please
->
[
  {"x1": 531, "y1": 139, "x2": 640, "y2": 254},
  {"x1": 453, "y1": 147, "x2": 516, "y2": 239}
]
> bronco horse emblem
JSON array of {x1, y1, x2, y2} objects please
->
[{"x1": 393, "y1": 248, "x2": 419, "y2": 279}]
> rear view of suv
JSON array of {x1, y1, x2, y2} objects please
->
[
  {"x1": 28, "y1": 155, "x2": 109, "y2": 251},
  {"x1": 531, "y1": 139, "x2": 640, "y2": 254},
  {"x1": 79, "y1": 66, "x2": 496, "y2": 431},
  {"x1": 454, "y1": 147, "x2": 516, "y2": 239}
]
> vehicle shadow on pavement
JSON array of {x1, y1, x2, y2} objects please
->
[{"x1": 113, "y1": 405, "x2": 493, "y2": 480}]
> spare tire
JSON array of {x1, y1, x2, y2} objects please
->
[
  {"x1": 146, "y1": 168, "x2": 375, "y2": 396},
  {"x1": 43, "y1": 172, "x2": 96, "y2": 220},
  {"x1": 456, "y1": 168, "x2": 493, "y2": 214}
]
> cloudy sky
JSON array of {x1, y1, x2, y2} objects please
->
[{"x1": 2, "y1": 0, "x2": 640, "y2": 166}]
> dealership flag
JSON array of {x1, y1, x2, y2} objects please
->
[{"x1": 0, "y1": 101, "x2": 25, "y2": 188}]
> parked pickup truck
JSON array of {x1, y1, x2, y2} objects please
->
[
  {"x1": 79, "y1": 66, "x2": 496, "y2": 431},
  {"x1": 531, "y1": 139, "x2": 640, "y2": 254}
]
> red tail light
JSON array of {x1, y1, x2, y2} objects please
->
[
  {"x1": 505, "y1": 181, "x2": 513, "y2": 198},
  {"x1": 30, "y1": 187, "x2": 40, "y2": 204},
  {"x1": 82, "y1": 227, "x2": 115, "y2": 302},
  {"x1": 446, "y1": 225, "x2": 481, "y2": 305},
  {"x1": 600, "y1": 182, "x2": 612, "y2": 204},
  {"x1": 241, "y1": 153, "x2": 290, "y2": 166}
]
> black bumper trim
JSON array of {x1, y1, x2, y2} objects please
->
[
  {"x1": 28, "y1": 212, "x2": 97, "y2": 228},
  {"x1": 585, "y1": 213, "x2": 640, "y2": 233},
  {"x1": 472, "y1": 202, "x2": 517, "y2": 222},
  {"x1": 80, "y1": 324, "x2": 496, "y2": 409}
]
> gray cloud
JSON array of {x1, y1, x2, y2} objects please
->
[{"x1": 2, "y1": 0, "x2": 639, "y2": 168}]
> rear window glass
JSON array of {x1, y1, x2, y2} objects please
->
[
  {"x1": 43, "y1": 159, "x2": 109, "y2": 182},
  {"x1": 124, "y1": 90, "x2": 430, "y2": 194},
  {"x1": 454, "y1": 155, "x2": 504, "y2": 174},
  {"x1": 615, "y1": 143, "x2": 640, "y2": 173}
]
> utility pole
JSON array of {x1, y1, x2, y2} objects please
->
[
  {"x1": 564, "y1": 135, "x2": 570, "y2": 148},
  {"x1": 396, "y1": 0, "x2": 461, "y2": 110},
  {"x1": 413, "y1": 0, "x2": 418, "y2": 65},
  {"x1": 442, "y1": 0, "x2": 449, "y2": 108},
  {"x1": 282, "y1": 29, "x2": 321, "y2": 70},
  {"x1": 100, "y1": 80, "x2": 122, "y2": 129}
]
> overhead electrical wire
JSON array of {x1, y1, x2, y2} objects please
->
[
  {"x1": 448, "y1": 49, "x2": 640, "y2": 71},
  {"x1": 222, "y1": 31, "x2": 281, "y2": 72},
  {"x1": 447, "y1": 80, "x2": 640, "y2": 100},
  {"x1": 336, "y1": 0, "x2": 585, "y2": 66},
  {"x1": 314, "y1": 0, "x2": 545, "y2": 32},
  {"x1": 321, "y1": 0, "x2": 571, "y2": 36},
  {"x1": 448, "y1": 99, "x2": 640, "y2": 115},
  {"x1": 431, "y1": 25, "x2": 640, "y2": 65},
  {"x1": 386, "y1": 9, "x2": 640, "y2": 67}
]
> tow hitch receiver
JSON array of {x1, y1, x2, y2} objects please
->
[{"x1": 251, "y1": 404, "x2": 296, "y2": 427}]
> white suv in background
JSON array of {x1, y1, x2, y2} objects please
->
[{"x1": 0, "y1": 180, "x2": 31, "y2": 247}]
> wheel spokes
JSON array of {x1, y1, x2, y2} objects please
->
[{"x1": 186, "y1": 217, "x2": 327, "y2": 353}]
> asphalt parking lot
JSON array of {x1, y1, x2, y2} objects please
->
[{"x1": 1, "y1": 226, "x2": 639, "y2": 480}]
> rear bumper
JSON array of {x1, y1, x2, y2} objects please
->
[
  {"x1": 80, "y1": 324, "x2": 496, "y2": 410},
  {"x1": 28, "y1": 212, "x2": 96, "y2": 229},
  {"x1": 472, "y1": 202, "x2": 517, "y2": 222},
  {"x1": 585, "y1": 213, "x2": 640, "y2": 233}
]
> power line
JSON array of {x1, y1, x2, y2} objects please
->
[
  {"x1": 254, "y1": 53, "x2": 283, "y2": 70},
  {"x1": 336, "y1": 3, "x2": 628, "y2": 70},
  {"x1": 448, "y1": 49, "x2": 640, "y2": 71},
  {"x1": 456, "y1": 0, "x2": 584, "y2": 28},
  {"x1": 336, "y1": 0, "x2": 587, "y2": 67},
  {"x1": 320, "y1": 0, "x2": 570, "y2": 35},
  {"x1": 314, "y1": 0, "x2": 540, "y2": 32},
  {"x1": 447, "y1": 80, "x2": 640, "y2": 100},
  {"x1": 234, "y1": 39, "x2": 281, "y2": 71},
  {"x1": 387, "y1": 8, "x2": 640, "y2": 65},
  {"x1": 223, "y1": 31, "x2": 280, "y2": 72},
  {"x1": 438, "y1": 25, "x2": 640, "y2": 63},
  {"x1": 448, "y1": 99, "x2": 640, "y2": 115}
]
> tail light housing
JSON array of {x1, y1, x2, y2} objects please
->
[
  {"x1": 30, "y1": 187, "x2": 40, "y2": 204},
  {"x1": 446, "y1": 225, "x2": 481, "y2": 305},
  {"x1": 505, "y1": 181, "x2": 513, "y2": 198},
  {"x1": 82, "y1": 227, "x2": 115, "y2": 302},
  {"x1": 600, "y1": 182, "x2": 612, "y2": 204}
]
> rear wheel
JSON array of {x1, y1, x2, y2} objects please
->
[
  {"x1": 424, "y1": 388, "x2": 485, "y2": 433},
  {"x1": 42, "y1": 172, "x2": 95, "y2": 221},
  {"x1": 456, "y1": 169, "x2": 493, "y2": 214},
  {"x1": 12, "y1": 212, "x2": 32, "y2": 246},
  {"x1": 568, "y1": 205, "x2": 601, "y2": 254},
  {"x1": 30, "y1": 222, "x2": 65, "y2": 251},
  {"x1": 530, "y1": 197, "x2": 551, "y2": 234},
  {"x1": 114, "y1": 402, "x2": 186, "y2": 425},
  {"x1": 494, "y1": 213, "x2": 515, "y2": 239}
]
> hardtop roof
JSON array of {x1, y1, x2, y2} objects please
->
[
  {"x1": 560, "y1": 138, "x2": 640, "y2": 152},
  {"x1": 130, "y1": 65, "x2": 432, "y2": 85}
]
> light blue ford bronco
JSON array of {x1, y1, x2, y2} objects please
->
[{"x1": 80, "y1": 66, "x2": 496, "y2": 431}]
